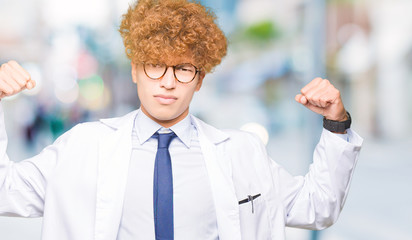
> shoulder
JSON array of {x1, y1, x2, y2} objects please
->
[
  {"x1": 54, "y1": 120, "x2": 113, "y2": 145},
  {"x1": 191, "y1": 114, "x2": 264, "y2": 147},
  {"x1": 223, "y1": 128, "x2": 257, "y2": 140},
  {"x1": 58, "y1": 109, "x2": 137, "y2": 143},
  {"x1": 73, "y1": 120, "x2": 114, "y2": 135},
  {"x1": 223, "y1": 128, "x2": 265, "y2": 149}
]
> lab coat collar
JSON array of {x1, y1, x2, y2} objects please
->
[{"x1": 189, "y1": 115, "x2": 230, "y2": 144}]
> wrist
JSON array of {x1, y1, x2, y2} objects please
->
[{"x1": 325, "y1": 110, "x2": 348, "y2": 122}]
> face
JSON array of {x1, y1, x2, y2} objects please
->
[{"x1": 131, "y1": 58, "x2": 205, "y2": 128}]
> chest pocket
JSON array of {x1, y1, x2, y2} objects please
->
[{"x1": 238, "y1": 194, "x2": 271, "y2": 240}]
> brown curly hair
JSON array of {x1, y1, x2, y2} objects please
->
[{"x1": 119, "y1": 0, "x2": 227, "y2": 73}]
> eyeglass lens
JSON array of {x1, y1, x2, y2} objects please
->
[{"x1": 144, "y1": 63, "x2": 197, "y2": 83}]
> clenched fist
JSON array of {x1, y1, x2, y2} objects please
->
[
  {"x1": 0, "y1": 60, "x2": 36, "y2": 99},
  {"x1": 295, "y1": 78, "x2": 348, "y2": 122}
]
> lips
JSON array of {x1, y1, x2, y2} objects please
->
[{"x1": 154, "y1": 94, "x2": 177, "y2": 105}]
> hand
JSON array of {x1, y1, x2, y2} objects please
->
[
  {"x1": 295, "y1": 78, "x2": 347, "y2": 121},
  {"x1": 0, "y1": 60, "x2": 36, "y2": 99}
]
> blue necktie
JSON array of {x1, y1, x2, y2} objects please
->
[{"x1": 153, "y1": 132, "x2": 176, "y2": 240}]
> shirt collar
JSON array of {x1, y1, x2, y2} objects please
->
[
  {"x1": 134, "y1": 108, "x2": 194, "y2": 148},
  {"x1": 169, "y1": 114, "x2": 193, "y2": 148}
]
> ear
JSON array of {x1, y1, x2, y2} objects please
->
[
  {"x1": 131, "y1": 62, "x2": 138, "y2": 84},
  {"x1": 195, "y1": 71, "x2": 205, "y2": 91}
]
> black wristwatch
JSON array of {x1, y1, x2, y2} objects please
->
[{"x1": 323, "y1": 111, "x2": 351, "y2": 133}]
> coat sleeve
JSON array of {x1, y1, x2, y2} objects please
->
[
  {"x1": 265, "y1": 129, "x2": 363, "y2": 230},
  {"x1": 0, "y1": 103, "x2": 74, "y2": 217}
]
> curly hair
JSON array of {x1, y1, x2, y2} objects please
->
[{"x1": 119, "y1": 0, "x2": 227, "y2": 73}]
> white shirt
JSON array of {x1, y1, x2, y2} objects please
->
[{"x1": 117, "y1": 109, "x2": 219, "y2": 240}]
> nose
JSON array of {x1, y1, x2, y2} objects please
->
[{"x1": 159, "y1": 66, "x2": 176, "y2": 89}]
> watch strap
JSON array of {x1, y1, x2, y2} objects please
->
[{"x1": 323, "y1": 111, "x2": 352, "y2": 133}]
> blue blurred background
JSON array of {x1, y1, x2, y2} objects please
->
[{"x1": 0, "y1": 0, "x2": 411, "y2": 239}]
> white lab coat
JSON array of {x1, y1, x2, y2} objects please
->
[{"x1": 0, "y1": 104, "x2": 363, "y2": 240}]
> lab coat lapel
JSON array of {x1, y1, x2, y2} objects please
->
[
  {"x1": 191, "y1": 116, "x2": 242, "y2": 240},
  {"x1": 94, "y1": 111, "x2": 137, "y2": 240}
]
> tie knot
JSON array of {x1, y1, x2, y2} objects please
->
[{"x1": 157, "y1": 132, "x2": 176, "y2": 149}]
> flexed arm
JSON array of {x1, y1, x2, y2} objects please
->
[
  {"x1": 278, "y1": 77, "x2": 362, "y2": 229},
  {"x1": 0, "y1": 61, "x2": 44, "y2": 217}
]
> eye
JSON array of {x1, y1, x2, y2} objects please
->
[{"x1": 176, "y1": 64, "x2": 195, "y2": 72}]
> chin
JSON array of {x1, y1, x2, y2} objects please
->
[
  {"x1": 151, "y1": 110, "x2": 181, "y2": 121},
  {"x1": 142, "y1": 104, "x2": 188, "y2": 125},
  {"x1": 155, "y1": 114, "x2": 177, "y2": 122}
]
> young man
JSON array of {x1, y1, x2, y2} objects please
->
[{"x1": 0, "y1": 0, "x2": 363, "y2": 239}]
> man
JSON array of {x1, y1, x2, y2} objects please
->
[{"x1": 0, "y1": 0, "x2": 363, "y2": 239}]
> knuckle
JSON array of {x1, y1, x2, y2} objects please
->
[
  {"x1": 306, "y1": 92, "x2": 314, "y2": 99},
  {"x1": 320, "y1": 79, "x2": 330, "y2": 86},
  {"x1": 335, "y1": 89, "x2": 340, "y2": 96},
  {"x1": 320, "y1": 96, "x2": 328, "y2": 102},
  {"x1": 7, "y1": 60, "x2": 17, "y2": 65},
  {"x1": 3, "y1": 64, "x2": 12, "y2": 74}
]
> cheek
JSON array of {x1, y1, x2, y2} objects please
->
[
  {"x1": 136, "y1": 80, "x2": 151, "y2": 104},
  {"x1": 177, "y1": 88, "x2": 198, "y2": 111}
]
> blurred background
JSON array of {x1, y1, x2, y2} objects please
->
[{"x1": 0, "y1": 0, "x2": 411, "y2": 239}]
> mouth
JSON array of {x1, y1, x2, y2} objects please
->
[{"x1": 154, "y1": 94, "x2": 178, "y2": 105}]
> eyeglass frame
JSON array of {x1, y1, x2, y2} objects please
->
[{"x1": 142, "y1": 62, "x2": 202, "y2": 84}]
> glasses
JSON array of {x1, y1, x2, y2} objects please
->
[{"x1": 143, "y1": 62, "x2": 201, "y2": 83}]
